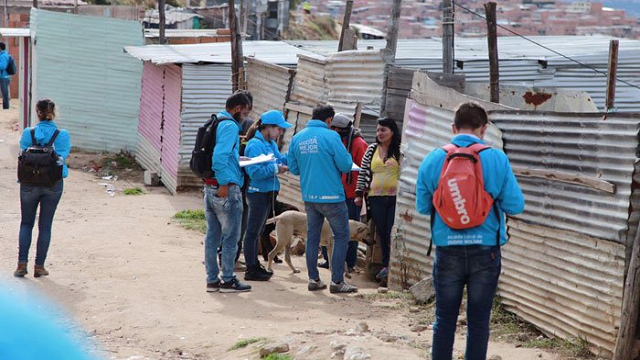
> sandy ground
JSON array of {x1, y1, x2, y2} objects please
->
[{"x1": 0, "y1": 106, "x2": 567, "y2": 360}]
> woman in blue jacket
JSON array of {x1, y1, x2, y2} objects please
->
[
  {"x1": 242, "y1": 110, "x2": 292, "y2": 281},
  {"x1": 14, "y1": 99, "x2": 71, "y2": 278}
]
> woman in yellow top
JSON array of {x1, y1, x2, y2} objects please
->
[{"x1": 355, "y1": 118, "x2": 401, "y2": 283}]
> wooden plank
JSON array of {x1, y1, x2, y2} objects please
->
[
  {"x1": 285, "y1": 102, "x2": 314, "y2": 115},
  {"x1": 387, "y1": 66, "x2": 415, "y2": 90},
  {"x1": 410, "y1": 72, "x2": 514, "y2": 112},
  {"x1": 614, "y1": 217, "x2": 640, "y2": 359},
  {"x1": 512, "y1": 166, "x2": 616, "y2": 194}
]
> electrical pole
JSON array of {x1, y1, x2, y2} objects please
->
[
  {"x1": 485, "y1": 2, "x2": 499, "y2": 103},
  {"x1": 442, "y1": 0, "x2": 454, "y2": 74},
  {"x1": 159, "y1": 0, "x2": 166, "y2": 44},
  {"x1": 338, "y1": 0, "x2": 354, "y2": 52}
]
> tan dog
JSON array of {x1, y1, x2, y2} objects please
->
[{"x1": 265, "y1": 210, "x2": 373, "y2": 274}]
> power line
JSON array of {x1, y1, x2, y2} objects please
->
[{"x1": 452, "y1": 1, "x2": 640, "y2": 90}]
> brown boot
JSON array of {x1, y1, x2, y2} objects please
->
[
  {"x1": 34, "y1": 265, "x2": 49, "y2": 278},
  {"x1": 14, "y1": 263, "x2": 27, "y2": 277}
]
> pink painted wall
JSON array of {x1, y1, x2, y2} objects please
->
[
  {"x1": 160, "y1": 64, "x2": 182, "y2": 180},
  {"x1": 139, "y1": 62, "x2": 164, "y2": 152}
]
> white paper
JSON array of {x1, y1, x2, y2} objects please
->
[
  {"x1": 351, "y1": 163, "x2": 361, "y2": 172},
  {"x1": 239, "y1": 153, "x2": 275, "y2": 168}
]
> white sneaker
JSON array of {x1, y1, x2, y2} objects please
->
[
  {"x1": 308, "y1": 279, "x2": 327, "y2": 291},
  {"x1": 330, "y1": 281, "x2": 358, "y2": 294}
]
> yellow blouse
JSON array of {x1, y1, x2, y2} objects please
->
[{"x1": 368, "y1": 147, "x2": 399, "y2": 197}]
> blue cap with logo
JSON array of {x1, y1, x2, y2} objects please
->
[{"x1": 261, "y1": 110, "x2": 292, "y2": 129}]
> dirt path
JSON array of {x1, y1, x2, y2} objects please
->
[{"x1": 0, "y1": 107, "x2": 565, "y2": 360}]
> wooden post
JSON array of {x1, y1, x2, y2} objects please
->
[
  {"x1": 242, "y1": 0, "x2": 249, "y2": 37},
  {"x1": 442, "y1": 0, "x2": 454, "y2": 74},
  {"x1": 159, "y1": 0, "x2": 166, "y2": 44},
  {"x1": 338, "y1": 0, "x2": 354, "y2": 52},
  {"x1": 380, "y1": 0, "x2": 402, "y2": 117},
  {"x1": 614, "y1": 219, "x2": 640, "y2": 360},
  {"x1": 485, "y1": 2, "x2": 499, "y2": 103},
  {"x1": 229, "y1": 0, "x2": 244, "y2": 91},
  {"x1": 354, "y1": 102, "x2": 363, "y2": 128},
  {"x1": 606, "y1": 40, "x2": 619, "y2": 112}
]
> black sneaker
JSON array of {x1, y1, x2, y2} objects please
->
[
  {"x1": 244, "y1": 266, "x2": 271, "y2": 281},
  {"x1": 258, "y1": 263, "x2": 273, "y2": 276},
  {"x1": 220, "y1": 277, "x2": 252, "y2": 293},
  {"x1": 273, "y1": 256, "x2": 283, "y2": 264},
  {"x1": 318, "y1": 261, "x2": 330, "y2": 269},
  {"x1": 206, "y1": 281, "x2": 220, "y2": 293}
]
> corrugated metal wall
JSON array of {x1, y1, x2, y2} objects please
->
[
  {"x1": 491, "y1": 111, "x2": 640, "y2": 245},
  {"x1": 501, "y1": 219, "x2": 625, "y2": 357},
  {"x1": 136, "y1": 63, "x2": 182, "y2": 194},
  {"x1": 136, "y1": 62, "x2": 164, "y2": 176},
  {"x1": 178, "y1": 63, "x2": 233, "y2": 189},
  {"x1": 30, "y1": 9, "x2": 143, "y2": 153},
  {"x1": 245, "y1": 57, "x2": 294, "y2": 120},
  {"x1": 160, "y1": 64, "x2": 182, "y2": 194},
  {"x1": 289, "y1": 55, "x2": 327, "y2": 108},
  {"x1": 325, "y1": 50, "x2": 385, "y2": 113}
]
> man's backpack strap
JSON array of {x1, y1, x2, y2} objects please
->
[
  {"x1": 428, "y1": 210, "x2": 435, "y2": 257},
  {"x1": 494, "y1": 203, "x2": 501, "y2": 247},
  {"x1": 46, "y1": 130, "x2": 60, "y2": 147},
  {"x1": 30, "y1": 129, "x2": 36, "y2": 145}
]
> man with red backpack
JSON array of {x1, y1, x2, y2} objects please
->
[{"x1": 415, "y1": 102, "x2": 524, "y2": 360}]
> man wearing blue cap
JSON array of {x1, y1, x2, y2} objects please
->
[
  {"x1": 288, "y1": 104, "x2": 358, "y2": 294},
  {"x1": 242, "y1": 110, "x2": 292, "y2": 281}
]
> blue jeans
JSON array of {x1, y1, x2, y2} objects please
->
[
  {"x1": 0, "y1": 78, "x2": 9, "y2": 109},
  {"x1": 204, "y1": 185, "x2": 243, "y2": 283},
  {"x1": 18, "y1": 180, "x2": 64, "y2": 265},
  {"x1": 368, "y1": 196, "x2": 396, "y2": 267},
  {"x1": 243, "y1": 191, "x2": 274, "y2": 268},
  {"x1": 345, "y1": 198, "x2": 361, "y2": 268},
  {"x1": 304, "y1": 201, "x2": 349, "y2": 284},
  {"x1": 432, "y1": 245, "x2": 501, "y2": 360}
]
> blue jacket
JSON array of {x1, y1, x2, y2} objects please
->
[
  {"x1": 244, "y1": 131, "x2": 287, "y2": 193},
  {"x1": 211, "y1": 111, "x2": 244, "y2": 187},
  {"x1": 0, "y1": 50, "x2": 9, "y2": 79},
  {"x1": 416, "y1": 134, "x2": 524, "y2": 247},
  {"x1": 288, "y1": 120, "x2": 353, "y2": 203},
  {"x1": 20, "y1": 121, "x2": 72, "y2": 178}
]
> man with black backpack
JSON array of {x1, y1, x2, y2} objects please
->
[
  {"x1": 415, "y1": 102, "x2": 524, "y2": 360},
  {"x1": 0, "y1": 42, "x2": 16, "y2": 110},
  {"x1": 192, "y1": 92, "x2": 252, "y2": 293}
]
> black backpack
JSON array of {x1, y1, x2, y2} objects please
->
[
  {"x1": 6, "y1": 55, "x2": 16, "y2": 76},
  {"x1": 18, "y1": 129, "x2": 63, "y2": 187},
  {"x1": 190, "y1": 114, "x2": 233, "y2": 179}
]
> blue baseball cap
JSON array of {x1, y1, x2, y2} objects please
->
[{"x1": 261, "y1": 110, "x2": 292, "y2": 129}]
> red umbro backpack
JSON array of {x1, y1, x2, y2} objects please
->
[{"x1": 433, "y1": 143, "x2": 494, "y2": 229}]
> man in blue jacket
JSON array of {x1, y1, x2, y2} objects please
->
[
  {"x1": 415, "y1": 102, "x2": 524, "y2": 360},
  {"x1": 204, "y1": 92, "x2": 252, "y2": 294},
  {"x1": 288, "y1": 105, "x2": 358, "y2": 294},
  {"x1": 0, "y1": 43, "x2": 11, "y2": 109}
]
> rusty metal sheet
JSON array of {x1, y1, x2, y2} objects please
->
[
  {"x1": 501, "y1": 219, "x2": 625, "y2": 358},
  {"x1": 245, "y1": 57, "x2": 295, "y2": 120},
  {"x1": 490, "y1": 111, "x2": 640, "y2": 245}
]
